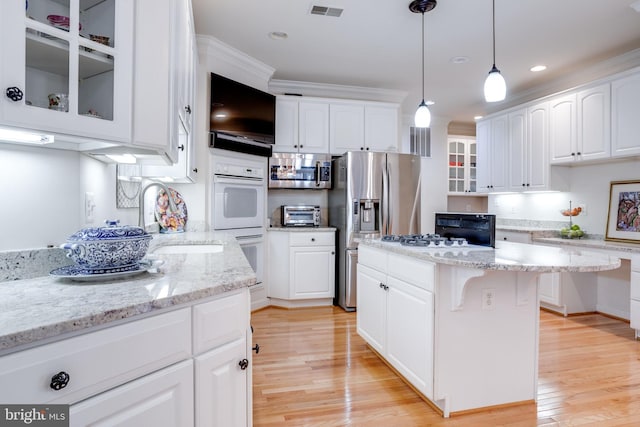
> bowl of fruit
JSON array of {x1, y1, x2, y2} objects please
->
[{"x1": 560, "y1": 224, "x2": 585, "y2": 239}]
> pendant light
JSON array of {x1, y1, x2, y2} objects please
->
[
  {"x1": 484, "y1": 0, "x2": 506, "y2": 102},
  {"x1": 409, "y1": 0, "x2": 436, "y2": 128}
]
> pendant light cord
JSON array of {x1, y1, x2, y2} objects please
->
[
  {"x1": 421, "y1": 11, "x2": 425, "y2": 101},
  {"x1": 492, "y1": 0, "x2": 496, "y2": 67}
]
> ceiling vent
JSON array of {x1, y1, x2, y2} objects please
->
[{"x1": 310, "y1": 5, "x2": 344, "y2": 17}]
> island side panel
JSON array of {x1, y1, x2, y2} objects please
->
[{"x1": 433, "y1": 265, "x2": 540, "y2": 414}]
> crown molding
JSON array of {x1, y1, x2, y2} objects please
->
[
  {"x1": 196, "y1": 35, "x2": 275, "y2": 91},
  {"x1": 269, "y1": 79, "x2": 408, "y2": 104},
  {"x1": 483, "y1": 47, "x2": 640, "y2": 116}
]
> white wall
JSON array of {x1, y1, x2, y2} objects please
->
[{"x1": 0, "y1": 144, "x2": 136, "y2": 251}]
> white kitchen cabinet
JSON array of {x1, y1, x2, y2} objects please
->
[
  {"x1": 330, "y1": 102, "x2": 365, "y2": 154},
  {"x1": 611, "y1": 72, "x2": 640, "y2": 158},
  {"x1": 356, "y1": 263, "x2": 387, "y2": 354},
  {"x1": 0, "y1": 289, "x2": 253, "y2": 427},
  {"x1": 476, "y1": 115, "x2": 507, "y2": 192},
  {"x1": 195, "y1": 337, "x2": 249, "y2": 427},
  {"x1": 138, "y1": 0, "x2": 197, "y2": 182},
  {"x1": 276, "y1": 95, "x2": 399, "y2": 155},
  {"x1": 70, "y1": 360, "x2": 194, "y2": 427},
  {"x1": 267, "y1": 230, "x2": 335, "y2": 307},
  {"x1": 0, "y1": 0, "x2": 133, "y2": 144},
  {"x1": 501, "y1": 102, "x2": 568, "y2": 192},
  {"x1": 329, "y1": 102, "x2": 399, "y2": 155},
  {"x1": 447, "y1": 136, "x2": 477, "y2": 193},
  {"x1": 357, "y1": 246, "x2": 434, "y2": 399},
  {"x1": 274, "y1": 96, "x2": 329, "y2": 154},
  {"x1": 549, "y1": 94, "x2": 577, "y2": 163},
  {"x1": 549, "y1": 84, "x2": 611, "y2": 164},
  {"x1": 132, "y1": 0, "x2": 196, "y2": 164},
  {"x1": 364, "y1": 104, "x2": 399, "y2": 152}
]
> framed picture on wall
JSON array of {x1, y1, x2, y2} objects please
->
[{"x1": 605, "y1": 180, "x2": 640, "y2": 243}]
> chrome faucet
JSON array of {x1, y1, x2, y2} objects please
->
[{"x1": 138, "y1": 180, "x2": 179, "y2": 230}]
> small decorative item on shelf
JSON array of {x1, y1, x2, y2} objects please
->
[
  {"x1": 48, "y1": 93, "x2": 68, "y2": 112},
  {"x1": 89, "y1": 34, "x2": 110, "y2": 46},
  {"x1": 560, "y1": 201, "x2": 585, "y2": 239}
]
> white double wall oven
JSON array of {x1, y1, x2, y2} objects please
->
[{"x1": 210, "y1": 151, "x2": 266, "y2": 287}]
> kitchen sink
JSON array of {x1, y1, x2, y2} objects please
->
[{"x1": 151, "y1": 244, "x2": 223, "y2": 254}]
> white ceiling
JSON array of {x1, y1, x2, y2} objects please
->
[{"x1": 191, "y1": 0, "x2": 640, "y2": 124}]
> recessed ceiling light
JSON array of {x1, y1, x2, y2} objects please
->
[
  {"x1": 269, "y1": 31, "x2": 288, "y2": 40},
  {"x1": 450, "y1": 56, "x2": 469, "y2": 64},
  {"x1": 530, "y1": 65, "x2": 547, "y2": 72},
  {"x1": 474, "y1": 115, "x2": 483, "y2": 120}
]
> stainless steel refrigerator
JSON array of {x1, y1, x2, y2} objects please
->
[{"x1": 328, "y1": 151, "x2": 421, "y2": 311}]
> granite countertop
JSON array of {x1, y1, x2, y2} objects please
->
[
  {"x1": 0, "y1": 232, "x2": 255, "y2": 355},
  {"x1": 268, "y1": 226, "x2": 337, "y2": 232},
  {"x1": 360, "y1": 239, "x2": 621, "y2": 273},
  {"x1": 533, "y1": 237, "x2": 640, "y2": 255}
]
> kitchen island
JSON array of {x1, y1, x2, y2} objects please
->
[
  {"x1": 357, "y1": 239, "x2": 621, "y2": 417},
  {"x1": 0, "y1": 232, "x2": 255, "y2": 426}
]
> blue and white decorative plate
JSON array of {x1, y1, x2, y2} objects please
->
[{"x1": 50, "y1": 259, "x2": 163, "y2": 282}]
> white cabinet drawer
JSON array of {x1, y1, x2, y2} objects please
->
[
  {"x1": 70, "y1": 360, "x2": 194, "y2": 427},
  {"x1": 388, "y1": 253, "x2": 435, "y2": 292},
  {"x1": 289, "y1": 232, "x2": 334, "y2": 246},
  {"x1": 192, "y1": 290, "x2": 249, "y2": 355},
  {"x1": 358, "y1": 245, "x2": 387, "y2": 272},
  {"x1": 0, "y1": 308, "x2": 191, "y2": 405}
]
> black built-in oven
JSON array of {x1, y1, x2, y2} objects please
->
[{"x1": 434, "y1": 213, "x2": 496, "y2": 247}]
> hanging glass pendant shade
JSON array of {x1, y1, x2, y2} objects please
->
[
  {"x1": 414, "y1": 100, "x2": 431, "y2": 128},
  {"x1": 484, "y1": 64, "x2": 506, "y2": 102}
]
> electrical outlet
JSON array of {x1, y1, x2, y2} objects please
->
[
  {"x1": 85, "y1": 192, "x2": 96, "y2": 223},
  {"x1": 482, "y1": 288, "x2": 496, "y2": 310}
]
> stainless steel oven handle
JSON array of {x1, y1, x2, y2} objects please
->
[{"x1": 315, "y1": 162, "x2": 320, "y2": 187}]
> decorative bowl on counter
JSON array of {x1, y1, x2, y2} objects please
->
[{"x1": 60, "y1": 220, "x2": 152, "y2": 272}]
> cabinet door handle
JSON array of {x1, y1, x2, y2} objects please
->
[
  {"x1": 379, "y1": 283, "x2": 385, "y2": 289},
  {"x1": 252, "y1": 343, "x2": 260, "y2": 354},
  {"x1": 50, "y1": 371, "x2": 70, "y2": 390},
  {"x1": 360, "y1": 147, "x2": 364, "y2": 150},
  {"x1": 178, "y1": 144, "x2": 185, "y2": 151},
  {"x1": 185, "y1": 105, "x2": 191, "y2": 114},
  {"x1": 5, "y1": 87, "x2": 23, "y2": 102},
  {"x1": 239, "y1": 359, "x2": 249, "y2": 370},
  {"x1": 192, "y1": 168, "x2": 198, "y2": 173},
  {"x1": 311, "y1": 238, "x2": 315, "y2": 242},
  {"x1": 577, "y1": 152, "x2": 581, "y2": 155},
  {"x1": 571, "y1": 152, "x2": 576, "y2": 156}
]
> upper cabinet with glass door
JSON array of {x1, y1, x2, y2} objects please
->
[
  {"x1": 0, "y1": 0, "x2": 132, "y2": 143},
  {"x1": 447, "y1": 136, "x2": 477, "y2": 194}
]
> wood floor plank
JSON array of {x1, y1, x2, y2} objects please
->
[{"x1": 251, "y1": 306, "x2": 640, "y2": 426}]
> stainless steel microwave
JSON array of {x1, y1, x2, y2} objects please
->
[{"x1": 268, "y1": 153, "x2": 332, "y2": 189}]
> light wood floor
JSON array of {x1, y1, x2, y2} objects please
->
[{"x1": 251, "y1": 306, "x2": 640, "y2": 427}]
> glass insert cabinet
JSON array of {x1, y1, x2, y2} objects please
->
[
  {"x1": 0, "y1": 0, "x2": 133, "y2": 142},
  {"x1": 448, "y1": 136, "x2": 477, "y2": 194}
]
